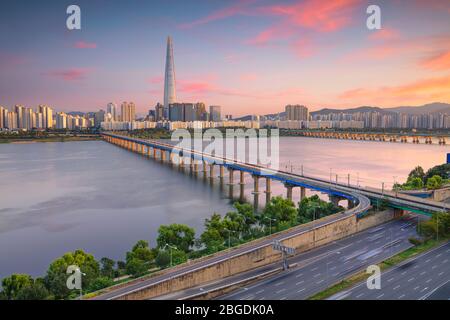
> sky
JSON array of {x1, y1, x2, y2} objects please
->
[{"x1": 0, "y1": 0, "x2": 449, "y2": 116}]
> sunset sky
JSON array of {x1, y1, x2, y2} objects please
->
[{"x1": 0, "y1": 0, "x2": 449, "y2": 116}]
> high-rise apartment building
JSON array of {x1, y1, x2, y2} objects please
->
[
  {"x1": 120, "y1": 102, "x2": 136, "y2": 122},
  {"x1": 209, "y1": 105, "x2": 221, "y2": 122},
  {"x1": 285, "y1": 105, "x2": 308, "y2": 121},
  {"x1": 38, "y1": 105, "x2": 54, "y2": 129},
  {"x1": 107, "y1": 103, "x2": 117, "y2": 121}
]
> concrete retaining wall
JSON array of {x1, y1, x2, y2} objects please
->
[{"x1": 116, "y1": 209, "x2": 395, "y2": 300}]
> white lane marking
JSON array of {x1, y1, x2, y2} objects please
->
[
  {"x1": 420, "y1": 271, "x2": 426, "y2": 276},
  {"x1": 425, "y1": 259, "x2": 431, "y2": 263},
  {"x1": 426, "y1": 279, "x2": 432, "y2": 283},
  {"x1": 401, "y1": 271, "x2": 407, "y2": 276},
  {"x1": 276, "y1": 288, "x2": 286, "y2": 294},
  {"x1": 295, "y1": 273, "x2": 303, "y2": 278},
  {"x1": 329, "y1": 266, "x2": 337, "y2": 271},
  {"x1": 311, "y1": 267, "x2": 319, "y2": 272},
  {"x1": 296, "y1": 280, "x2": 304, "y2": 286},
  {"x1": 388, "y1": 277, "x2": 394, "y2": 282},
  {"x1": 313, "y1": 273, "x2": 321, "y2": 278},
  {"x1": 356, "y1": 293, "x2": 364, "y2": 298},
  {"x1": 393, "y1": 285, "x2": 401, "y2": 290},
  {"x1": 274, "y1": 281, "x2": 284, "y2": 286},
  {"x1": 398, "y1": 294, "x2": 405, "y2": 299},
  {"x1": 443, "y1": 259, "x2": 448, "y2": 263},
  {"x1": 297, "y1": 288, "x2": 305, "y2": 293},
  {"x1": 432, "y1": 265, "x2": 437, "y2": 269},
  {"x1": 436, "y1": 254, "x2": 442, "y2": 258},
  {"x1": 420, "y1": 287, "x2": 429, "y2": 292},
  {"x1": 255, "y1": 289, "x2": 264, "y2": 295},
  {"x1": 376, "y1": 293, "x2": 384, "y2": 299},
  {"x1": 316, "y1": 279, "x2": 325, "y2": 284},
  {"x1": 414, "y1": 286, "x2": 420, "y2": 291},
  {"x1": 408, "y1": 277, "x2": 415, "y2": 282},
  {"x1": 438, "y1": 272, "x2": 444, "y2": 277}
]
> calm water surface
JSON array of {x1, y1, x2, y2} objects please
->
[{"x1": 0, "y1": 137, "x2": 447, "y2": 279}]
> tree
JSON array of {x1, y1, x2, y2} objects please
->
[
  {"x1": 200, "y1": 213, "x2": 226, "y2": 253},
  {"x1": 408, "y1": 166, "x2": 425, "y2": 182},
  {"x1": 100, "y1": 257, "x2": 116, "y2": 279},
  {"x1": 425, "y1": 163, "x2": 450, "y2": 182},
  {"x1": 260, "y1": 197, "x2": 297, "y2": 231},
  {"x1": 157, "y1": 224, "x2": 195, "y2": 253},
  {"x1": 155, "y1": 249, "x2": 187, "y2": 269},
  {"x1": 426, "y1": 175, "x2": 443, "y2": 190},
  {"x1": 298, "y1": 195, "x2": 341, "y2": 224},
  {"x1": 45, "y1": 249, "x2": 100, "y2": 299},
  {"x1": 125, "y1": 240, "x2": 155, "y2": 278},
  {"x1": 88, "y1": 277, "x2": 114, "y2": 292},
  {"x1": 233, "y1": 202, "x2": 257, "y2": 235},
  {"x1": 1, "y1": 274, "x2": 33, "y2": 300},
  {"x1": 15, "y1": 280, "x2": 51, "y2": 300}
]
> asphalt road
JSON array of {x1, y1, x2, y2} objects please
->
[
  {"x1": 218, "y1": 218, "x2": 419, "y2": 300},
  {"x1": 330, "y1": 241, "x2": 450, "y2": 300}
]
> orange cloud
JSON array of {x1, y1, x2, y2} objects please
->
[
  {"x1": 339, "y1": 75, "x2": 450, "y2": 106},
  {"x1": 420, "y1": 50, "x2": 450, "y2": 71}
]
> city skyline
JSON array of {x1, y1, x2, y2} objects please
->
[{"x1": 0, "y1": 1, "x2": 449, "y2": 116}]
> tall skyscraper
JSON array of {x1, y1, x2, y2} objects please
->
[
  {"x1": 164, "y1": 36, "x2": 177, "y2": 119},
  {"x1": 38, "y1": 105, "x2": 54, "y2": 129}
]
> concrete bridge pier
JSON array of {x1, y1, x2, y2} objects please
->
[
  {"x1": 219, "y1": 165, "x2": 224, "y2": 180},
  {"x1": 202, "y1": 161, "x2": 208, "y2": 179},
  {"x1": 329, "y1": 195, "x2": 344, "y2": 207},
  {"x1": 300, "y1": 187, "x2": 306, "y2": 201},
  {"x1": 209, "y1": 164, "x2": 214, "y2": 180},
  {"x1": 160, "y1": 149, "x2": 166, "y2": 162},
  {"x1": 265, "y1": 177, "x2": 272, "y2": 204},
  {"x1": 285, "y1": 184, "x2": 294, "y2": 202},
  {"x1": 153, "y1": 148, "x2": 157, "y2": 159},
  {"x1": 252, "y1": 175, "x2": 260, "y2": 210}
]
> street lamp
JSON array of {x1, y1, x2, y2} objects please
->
[
  {"x1": 163, "y1": 243, "x2": 177, "y2": 267},
  {"x1": 224, "y1": 228, "x2": 238, "y2": 249},
  {"x1": 264, "y1": 217, "x2": 277, "y2": 235}
]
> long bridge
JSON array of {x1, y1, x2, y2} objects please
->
[
  {"x1": 93, "y1": 132, "x2": 449, "y2": 300},
  {"x1": 292, "y1": 131, "x2": 449, "y2": 145},
  {"x1": 102, "y1": 132, "x2": 449, "y2": 216}
]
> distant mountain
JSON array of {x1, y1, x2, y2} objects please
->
[
  {"x1": 385, "y1": 103, "x2": 450, "y2": 115},
  {"x1": 235, "y1": 102, "x2": 450, "y2": 120}
]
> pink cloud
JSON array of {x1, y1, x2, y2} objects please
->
[
  {"x1": 0, "y1": 52, "x2": 27, "y2": 68},
  {"x1": 260, "y1": 0, "x2": 362, "y2": 33},
  {"x1": 74, "y1": 41, "x2": 97, "y2": 49},
  {"x1": 44, "y1": 68, "x2": 92, "y2": 81},
  {"x1": 239, "y1": 73, "x2": 258, "y2": 82}
]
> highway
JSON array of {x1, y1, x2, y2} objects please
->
[
  {"x1": 216, "y1": 218, "x2": 418, "y2": 300},
  {"x1": 329, "y1": 241, "x2": 450, "y2": 300}
]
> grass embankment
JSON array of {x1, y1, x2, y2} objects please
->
[{"x1": 308, "y1": 238, "x2": 447, "y2": 300}]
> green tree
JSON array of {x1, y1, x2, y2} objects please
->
[
  {"x1": 200, "y1": 213, "x2": 226, "y2": 253},
  {"x1": 15, "y1": 280, "x2": 51, "y2": 300},
  {"x1": 88, "y1": 277, "x2": 114, "y2": 292},
  {"x1": 298, "y1": 195, "x2": 341, "y2": 224},
  {"x1": 155, "y1": 249, "x2": 187, "y2": 269},
  {"x1": 408, "y1": 166, "x2": 425, "y2": 182},
  {"x1": 45, "y1": 249, "x2": 100, "y2": 299},
  {"x1": 157, "y1": 224, "x2": 195, "y2": 253},
  {"x1": 125, "y1": 240, "x2": 155, "y2": 278},
  {"x1": 260, "y1": 196, "x2": 297, "y2": 232},
  {"x1": 425, "y1": 163, "x2": 450, "y2": 182},
  {"x1": 1, "y1": 274, "x2": 33, "y2": 300},
  {"x1": 426, "y1": 175, "x2": 443, "y2": 190},
  {"x1": 100, "y1": 257, "x2": 116, "y2": 279}
]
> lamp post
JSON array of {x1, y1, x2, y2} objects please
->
[
  {"x1": 224, "y1": 228, "x2": 238, "y2": 249},
  {"x1": 264, "y1": 217, "x2": 277, "y2": 235},
  {"x1": 163, "y1": 244, "x2": 177, "y2": 267}
]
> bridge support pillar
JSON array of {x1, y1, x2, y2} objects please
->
[
  {"x1": 265, "y1": 178, "x2": 272, "y2": 203},
  {"x1": 329, "y1": 195, "x2": 342, "y2": 207},
  {"x1": 253, "y1": 175, "x2": 260, "y2": 211},
  {"x1": 209, "y1": 164, "x2": 214, "y2": 179},
  {"x1": 219, "y1": 165, "x2": 224, "y2": 180},
  {"x1": 161, "y1": 150, "x2": 166, "y2": 162},
  {"x1": 300, "y1": 187, "x2": 306, "y2": 201},
  {"x1": 285, "y1": 184, "x2": 294, "y2": 202},
  {"x1": 228, "y1": 168, "x2": 234, "y2": 185}
]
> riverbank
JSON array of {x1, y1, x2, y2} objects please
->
[{"x1": 0, "y1": 135, "x2": 101, "y2": 144}]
